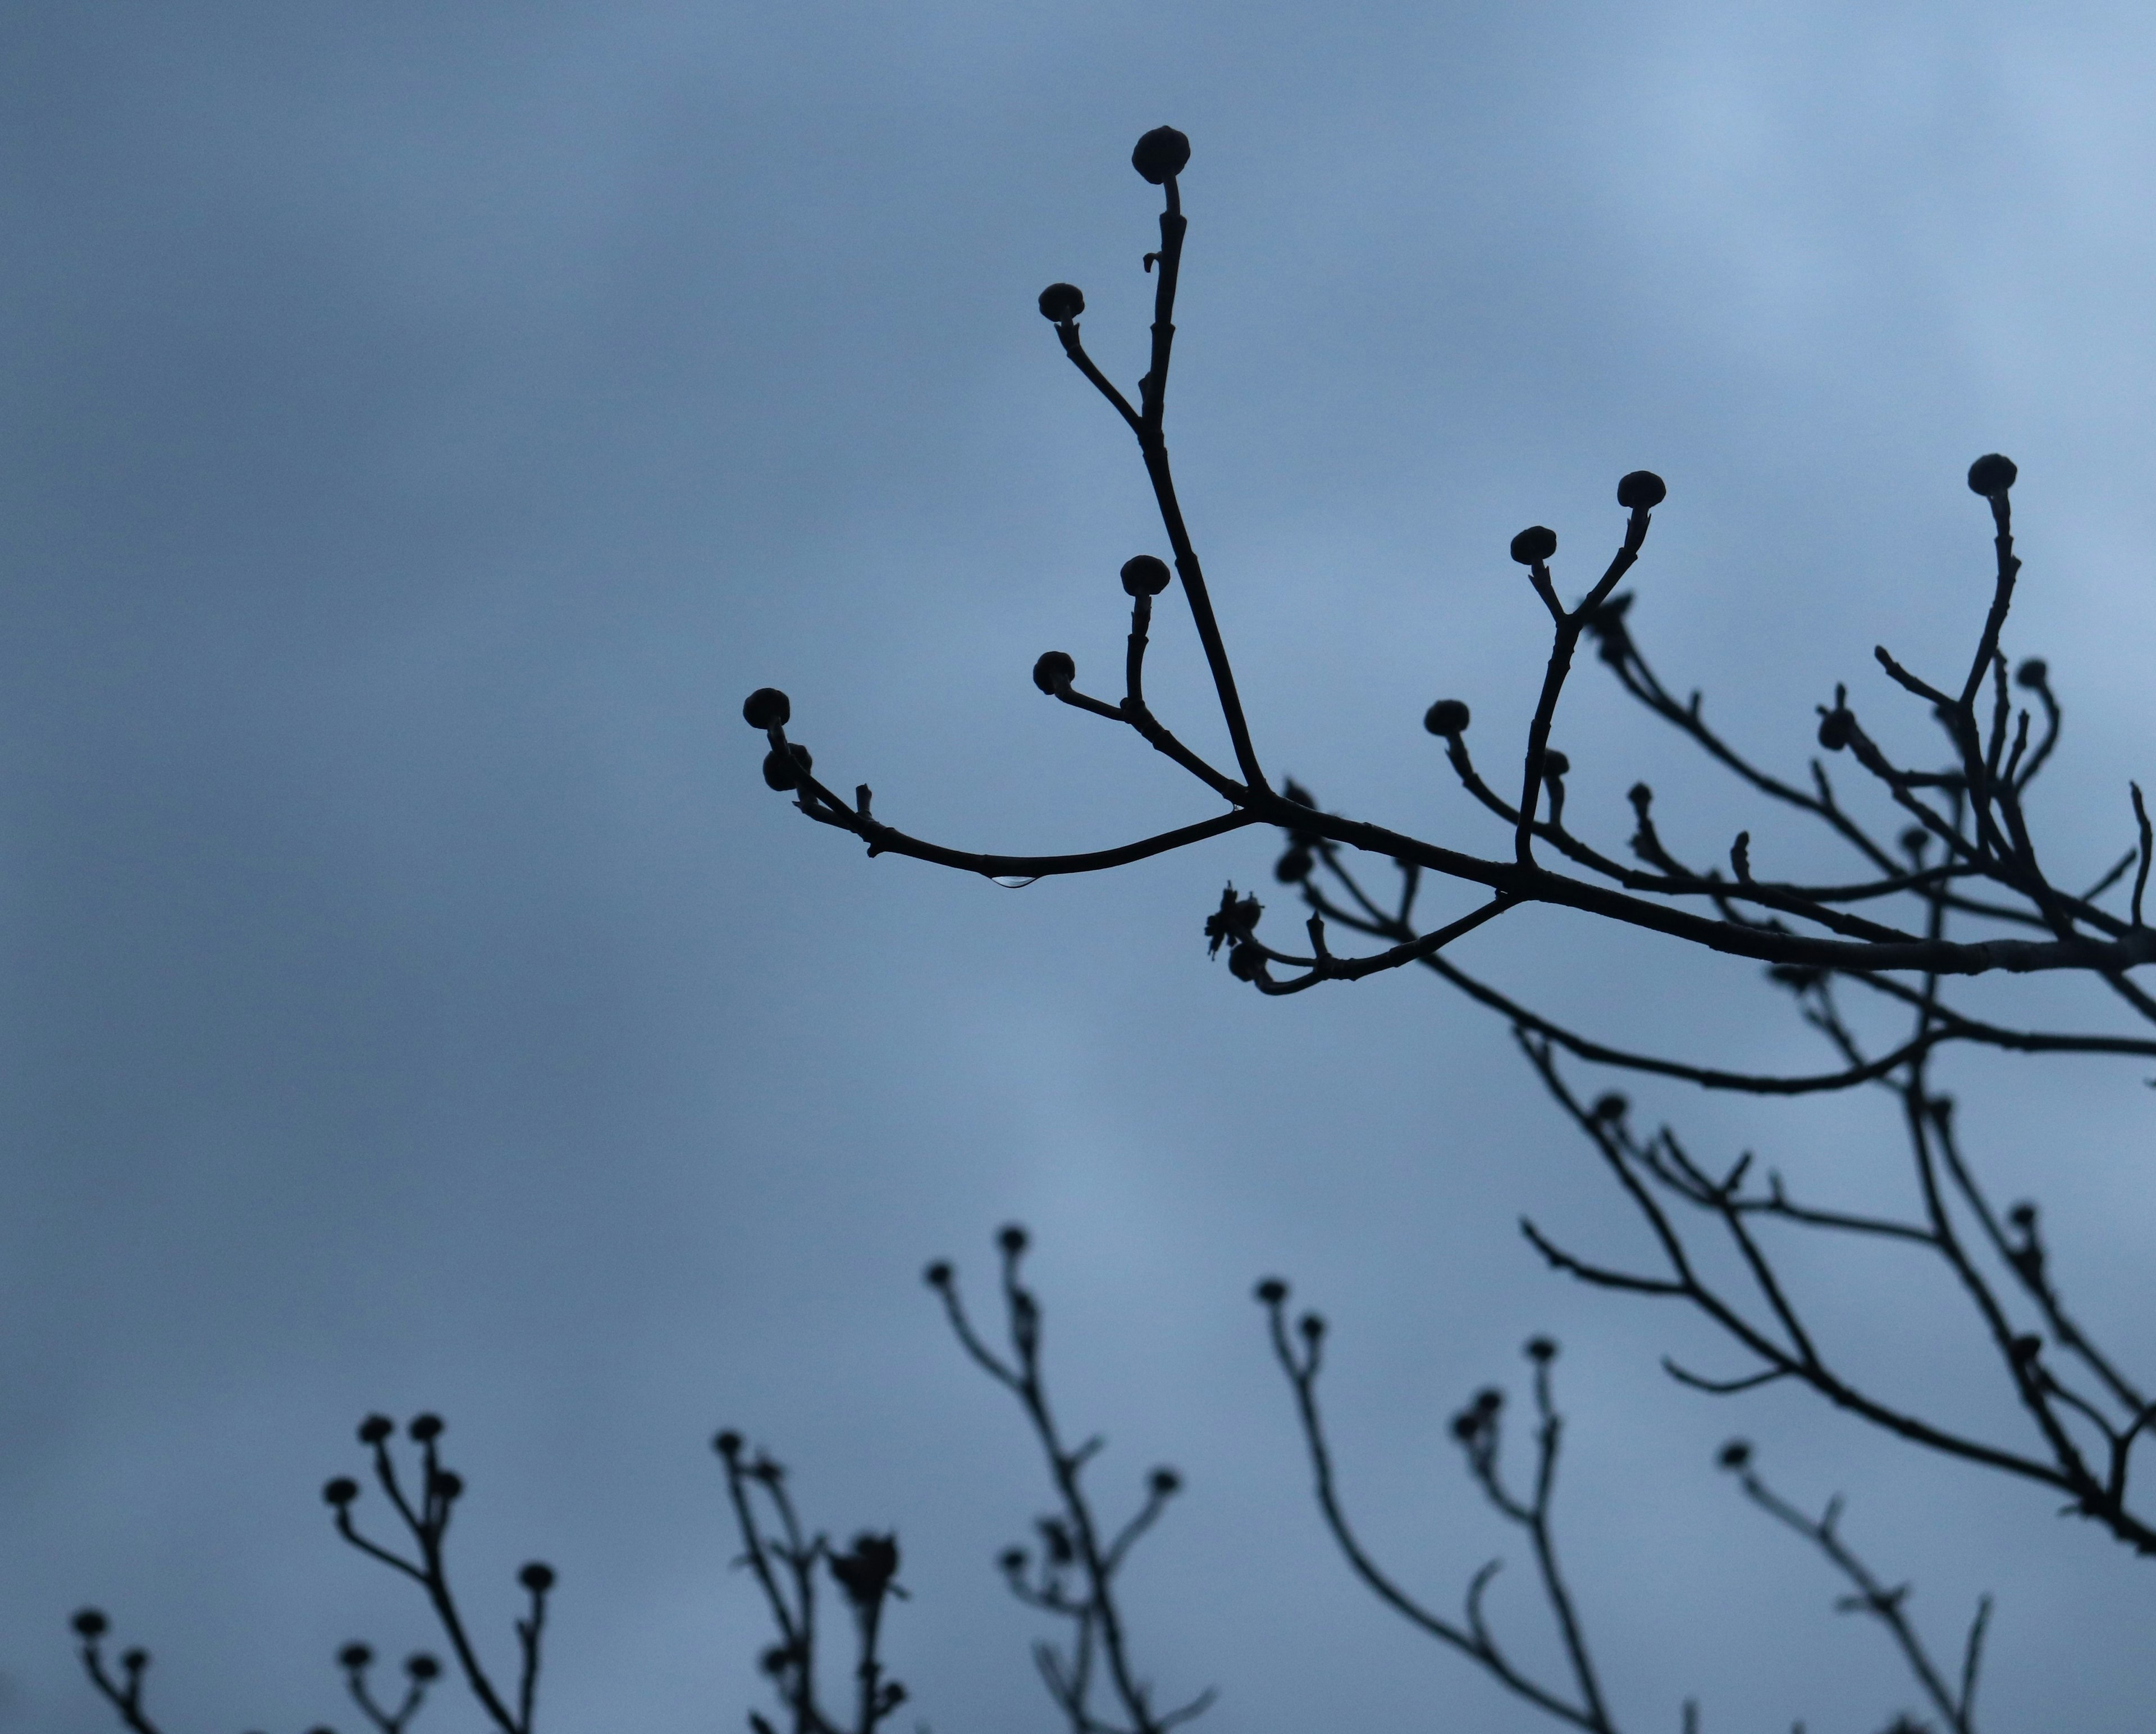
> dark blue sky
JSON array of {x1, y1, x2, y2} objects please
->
[{"x1": 7, "y1": 4, "x2": 2156, "y2": 1730}]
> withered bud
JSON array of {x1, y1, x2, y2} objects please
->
[
  {"x1": 1509, "y1": 526, "x2": 1557, "y2": 566},
  {"x1": 1121, "y1": 554, "x2": 1172, "y2": 596},
  {"x1": 998, "y1": 1546, "x2": 1028, "y2": 1574},
  {"x1": 406, "y1": 1654, "x2": 441, "y2": 1682},
  {"x1": 998, "y1": 1224, "x2": 1030, "y2": 1255},
  {"x1": 742, "y1": 687, "x2": 791, "y2": 730},
  {"x1": 323, "y1": 1477, "x2": 360, "y2": 1507},
  {"x1": 1423, "y1": 699, "x2": 1470, "y2": 737},
  {"x1": 1816, "y1": 709, "x2": 1854, "y2": 752},
  {"x1": 714, "y1": 1430, "x2": 744, "y2": 1458},
  {"x1": 762, "y1": 744, "x2": 813, "y2": 791},
  {"x1": 358, "y1": 1414, "x2": 395, "y2": 1445},
  {"x1": 1899, "y1": 826, "x2": 1931, "y2": 858},
  {"x1": 1473, "y1": 1386, "x2": 1504, "y2": 1413},
  {"x1": 1542, "y1": 750, "x2": 1570, "y2": 778},
  {"x1": 339, "y1": 1642, "x2": 373, "y2": 1670},
  {"x1": 72, "y1": 1609, "x2": 109, "y2": 1640},
  {"x1": 1616, "y1": 470, "x2": 1668, "y2": 510},
  {"x1": 1718, "y1": 1439, "x2": 1752, "y2": 1471},
  {"x1": 1149, "y1": 1467, "x2": 1182, "y2": 1496},
  {"x1": 1228, "y1": 943, "x2": 1267, "y2": 982},
  {"x1": 1525, "y1": 1335, "x2": 1557, "y2": 1363},
  {"x1": 1298, "y1": 1311, "x2": 1326, "y2": 1341},
  {"x1": 1254, "y1": 1276, "x2": 1289, "y2": 1306},
  {"x1": 1273, "y1": 845, "x2": 1313, "y2": 884},
  {"x1": 1130, "y1": 126, "x2": 1191, "y2": 184},
  {"x1": 2015, "y1": 658, "x2": 2049, "y2": 690},
  {"x1": 409, "y1": 1414, "x2": 444, "y2": 1443},
  {"x1": 1966, "y1": 453, "x2": 2018, "y2": 496},
  {"x1": 2008, "y1": 1201, "x2": 2038, "y2": 1231},
  {"x1": 1032, "y1": 650, "x2": 1076, "y2": 694},
  {"x1": 429, "y1": 1470, "x2": 463, "y2": 1501},
  {"x1": 519, "y1": 1562, "x2": 556, "y2": 1593},
  {"x1": 923, "y1": 1260, "x2": 954, "y2": 1289},
  {"x1": 1591, "y1": 1092, "x2": 1628, "y2": 1123},
  {"x1": 1037, "y1": 283, "x2": 1085, "y2": 323}
]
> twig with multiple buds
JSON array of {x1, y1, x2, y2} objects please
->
[
  {"x1": 926, "y1": 1224, "x2": 1213, "y2": 1734},
  {"x1": 322, "y1": 1413, "x2": 556, "y2": 1734},
  {"x1": 712, "y1": 1428, "x2": 910, "y2": 1734}
]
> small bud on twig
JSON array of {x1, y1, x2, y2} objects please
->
[
  {"x1": 741, "y1": 688, "x2": 791, "y2": 730},
  {"x1": 1121, "y1": 555, "x2": 1172, "y2": 596},
  {"x1": 1032, "y1": 651, "x2": 1076, "y2": 695},
  {"x1": 1130, "y1": 126, "x2": 1191, "y2": 185},
  {"x1": 1037, "y1": 283, "x2": 1085, "y2": 323},
  {"x1": 1510, "y1": 526, "x2": 1557, "y2": 566},
  {"x1": 1966, "y1": 453, "x2": 2018, "y2": 496},
  {"x1": 1423, "y1": 699, "x2": 1470, "y2": 737},
  {"x1": 1616, "y1": 470, "x2": 1667, "y2": 510}
]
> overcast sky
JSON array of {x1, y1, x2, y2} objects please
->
[{"x1": 7, "y1": 4, "x2": 2156, "y2": 1731}]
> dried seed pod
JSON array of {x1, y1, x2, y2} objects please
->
[
  {"x1": 1130, "y1": 126, "x2": 1191, "y2": 185},
  {"x1": 741, "y1": 687, "x2": 791, "y2": 730},
  {"x1": 1037, "y1": 282, "x2": 1085, "y2": 322},
  {"x1": 1120, "y1": 554, "x2": 1172, "y2": 596},
  {"x1": 1423, "y1": 699, "x2": 1470, "y2": 737},
  {"x1": 1510, "y1": 525, "x2": 1557, "y2": 565},
  {"x1": 1966, "y1": 453, "x2": 2018, "y2": 496},
  {"x1": 1816, "y1": 709, "x2": 1854, "y2": 752},
  {"x1": 1032, "y1": 651, "x2": 1076, "y2": 693},
  {"x1": 762, "y1": 745, "x2": 813, "y2": 791},
  {"x1": 1616, "y1": 469, "x2": 1667, "y2": 510}
]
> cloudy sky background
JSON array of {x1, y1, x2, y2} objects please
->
[{"x1": 8, "y1": 3, "x2": 2156, "y2": 1730}]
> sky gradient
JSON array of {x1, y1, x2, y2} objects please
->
[{"x1": 7, "y1": 4, "x2": 2156, "y2": 1731}]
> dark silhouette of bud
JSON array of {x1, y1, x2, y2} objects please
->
[
  {"x1": 1525, "y1": 1336, "x2": 1557, "y2": 1363},
  {"x1": 339, "y1": 1643, "x2": 373, "y2": 1670},
  {"x1": 742, "y1": 688, "x2": 791, "y2": 730},
  {"x1": 1228, "y1": 943, "x2": 1266, "y2": 982},
  {"x1": 923, "y1": 1260, "x2": 954, "y2": 1289},
  {"x1": 714, "y1": 1430, "x2": 744, "y2": 1458},
  {"x1": 121, "y1": 1649, "x2": 148, "y2": 1672},
  {"x1": 519, "y1": 1562, "x2": 556, "y2": 1593},
  {"x1": 72, "y1": 1609, "x2": 109, "y2": 1640},
  {"x1": 1298, "y1": 1311, "x2": 1326, "y2": 1341},
  {"x1": 2015, "y1": 657, "x2": 2049, "y2": 690},
  {"x1": 1967, "y1": 453, "x2": 2018, "y2": 496},
  {"x1": 1473, "y1": 1386, "x2": 1504, "y2": 1413},
  {"x1": 1450, "y1": 1411, "x2": 1480, "y2": 1442},
  {"x1": 1423, "y1": 699, "x2": 1470, "y2": 737},
  {"x1": 1591, "y1": 1093, "x2": 1628, "y2": 1123},
  {"x1": 762, "y1": 744, "x2": 813, "y2": 791},
  {"x1": 829, "y1": 1533, "x2": 902, "y2": 1608},
  {"x1": 1038, "y1": 283, "x2": 1085, "y2": 323},
  {"x1": 2012, "y1": 1333, "x2": 2043, "y2": 1362},
  {"x1": 1899, "y1": 826, "x2": 1931, "y2": 858},
  {"x1": 1149, "y1": 1467, "x2": 1182, "y2": 1496},
  {"x1": 359, "y1": 1414, "x2": 394, "y2": 1445},
  {"x1": 1273, "y1": 845, "x2": 1313, "y2": 884},
  {"x1": 1032, "y1": 651, "x2": 1076, "y2": 694},
  {"x1": 760, "y1": 1644, "x2": 792, "y2": 1677},
  {"x1": 323, "y1": 1477, "x2": 360, "y2": 1507},
  {"x1": 1817, "y1": 709, "x2": 1854, "y2": 752},
  {"x1": 1130, "y1": 126, "x2": 1191, "y2": 184},
  {"x1": 1254, "y1": 1276, "x2": 1289, "y2": 1305},
  {"x1": 409, "y1": 1414, "x2": 444, "y2": 1443},
  {"x1": 429, "y1": 1470, "x2": 464, "y2": 1503},
  {"x1": 406, "y1": 1654, "x2": 441, "y2": 1681},
  {"x1": 1616, "y1": 470, "x2": 1667, "y2": 510},
  {"x1": 1121, "y1": 554, "x2": 1172, "y2": 596},
  {"x1": 1510, "y1": 526, "x2": 1557, "y2": 565},
  {"x1": 998, "y1": 1546, "x2": 1028, "y2": 1574},
  {"x1": 1718, "y1": 1439, "x2": 1752, "y2": 1471},
  {"x1": 1542, "y1": 750, "x2": 1570, "y2": 778},
  {"x1": 998, "y1": 1224, "x2": 1029, "y2": 1255},
  {"x1": 2008, "y1": 1201, "x2": 2038, "y2": 1231}
]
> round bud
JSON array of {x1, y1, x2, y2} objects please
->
[
  {"x1": 1616, "y1": 470, "x2": 1667, "y2": 510},
  {"x1": 1120, "y1": 554, "x2": 1172, "y2": 596},
  {"x1": 1254, "y1": 1276, "x2": 1289, "y2": 1306},
  {"x1": 430, "y1": 1470, "x2": 463, "y2": 1500},
  {"x1": 714, "y1": 1430, "x2": 743, "y2": 1459},
  {"x1": 1298, "y1": 1311, "x2": 1326, "y2": 1341},
  {"x1": 2012, "y1": 1333, "x2": 2043, "y2": 1361},
  {"x1": 2008, "y1": 1201, "x2": 2038, "y2": 1231},
  {"x1": 406, "y1": 1654, "x2": 441, "y2": 1682},
  {"x1": 998, "y1": 1223, "x2": 1030, "y2": 1255},
  {"x1": 998, "y1": 1546, "x2": 1028, "y2": 1573},
  {"x1": 1899, "y1": 826, "x2": 1931, "y2": 858},
  {"x1": 323, "y1": 1477, "x2": 360, "y2": 1507},
  {"x1": 1037, "y1": 282, "x2": 1085, "y2": 323},
  {"x1": 1149, "y1": 1467, "x2": 1182, "y2": 1496},
  {"x1": 1816, "y1": 709, "x2": 1854, "y2": 752},
  {"x1": 741, "y1": 688, "x2": 791, "y2": 731},
  {"x1": 1423, "y1": 699, "x2": 1470, "y2": 737},
  {"x1": 1227, "y1": 943, "x2": 1266, "y2": 982},
  {"x1": 121, "y1": 1649, "x2": 148, "y2": 1672},
  {"x1": 762, "y1": 744, "x2": 813, "y2": 791},
  {"x1": 1273, "y1": 845, "x2": 1313, "y2": 885},
  {"x1": 2015, "y1": 658, "x2": 2048, "y2": 690},
  {"x1": 1966, "y1": 453, "x2": 2018, "y2": 496},
  {"x1": 408, "y1": 1414, "x2": 444, "y2": 1443},
  {"x1": 1591, "y1": 1092, "x2": 1627, "y2": 1122},
  {"x1": 1473, "y1": 1386, "x2": 1504, "y2": 1413},
  {"x1": 519, "y1": 1562, "x2": 556, "y2": 1593},
  {"x1": 73, "y1": 1609, "x2": 109, "y2": 1640},
  {"x1": 922, "y1": 1260, "x2": 954, "y2": 1288},
  {"x1": 339, "y1": 1643, "x2": 373, "y2": 1671},
  {"x1": 358, "y1": 1414, "x2": 394, "y2": 1445},
  {"x1": 1542, "y1": 750, "x2": 1570, "y2": 778},
  {"x1": 1032, "y1": 651, "x2": 1076, "y2": 695},
  {"x1": 1525, "y1": 1336, "x2": 1557, "y2": 1363},
  {"x1": 1130, "y1": 126, "x2": 1191, "y2": 185},
  {"x1": 1450, "y1": 1411, "x2": 1480, "y2": 1442},
  {"x1": 1509, "y1": 526, "x2": 1557, "y2": 566},
  {"x1": 1717, "y1": 1439, "x2": 1752, "y2": 1471}
]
